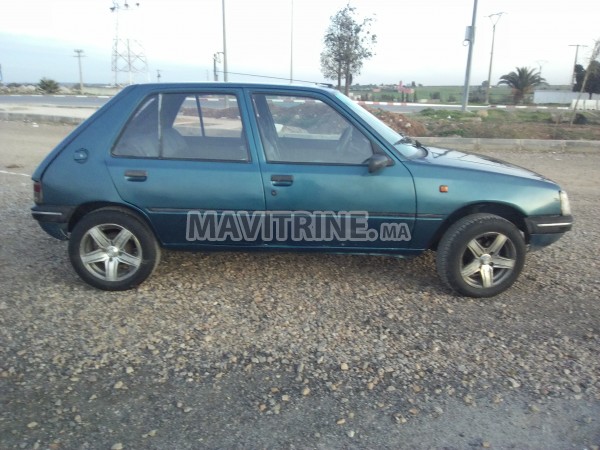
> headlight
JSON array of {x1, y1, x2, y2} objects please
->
[{"x1": 559, "y1": 190, "x2": 571, "y2": 216}]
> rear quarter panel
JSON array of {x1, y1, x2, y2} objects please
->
[{"x1": 34, "y1": 87, "x2": 145, "y2": 208}]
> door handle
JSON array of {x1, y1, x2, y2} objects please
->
[
  {"x1": 271, "y1": 174, "x2": 293, "y2": 187},
  {"x1": 124, "y1": 170, "x2": 147, "y2": 182}
]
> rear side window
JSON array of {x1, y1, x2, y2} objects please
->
[
  {"x1": 113, "y1": 93, "x2": 249, "y2": 162},
  {"x1": 113, "y1": 95, "x2": 159, "y2": 157}
]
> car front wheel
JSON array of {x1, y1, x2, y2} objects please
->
[
  {"x1": 68, "y1": 209, "x2": 160, "y2": 291},
  {"x1": 436, "y1": 213, "x2": 526, "y2": 297}
]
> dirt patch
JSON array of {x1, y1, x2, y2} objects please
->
[{"x1": 367, "y1": 109, "x2": 428, "y2": 136}]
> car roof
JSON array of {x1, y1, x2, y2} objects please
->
[{"x1": 125, "y1": 82, "x2": 337, "y2": 94}]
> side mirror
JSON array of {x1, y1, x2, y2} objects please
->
[{"x1": 367, "y1": 154, "x2": 391, "y2": 173}]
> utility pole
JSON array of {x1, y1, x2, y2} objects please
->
[
  {"x1": 289, "y1": 0, "x2": 294, "y2": 83},
  {"x1": 461, "y1": 0, "x2": 478, "y2": 111},
  {"x1": 484, "y1": 12, "x2": 505, "y2": 105},
  {"x1": 222, "y1": 0, "x2": 228, "y2": 82},
  {"x1": 536, "y1": 59, "x2": 548, "y2": 77},
  {"x1": 213, "y1": 52, "x2": 223, "y2": 81},
  {"x1": 569, "y1": 44, "x2": 587, "y2": 85},
  {"x1": 73, "y1": 49, "x2": 85, "y2": 93},
  {"x1": 571, "y1": 40, "x2": 600, "y2": 124}
]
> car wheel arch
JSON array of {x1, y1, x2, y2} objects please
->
[
  {"x1": 68, "y1": 202, "x2": 158, "y2": 240},
  {"x1": 428, "y1": 202, "x2": 528, "y2": 251}
]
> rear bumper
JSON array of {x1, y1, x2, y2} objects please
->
[
  {"x1": 31, "y1": 205, "x2": 74, "y2": 240},
  {"x1": 525, "y1": 214, "x2": 573, "y2": 250}
]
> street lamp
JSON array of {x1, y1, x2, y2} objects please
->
[{"x1": 484, "y1": 12, "x2": 505, "y2": 105}]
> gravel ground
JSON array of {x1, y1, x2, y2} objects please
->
[{"x1": 0, "y1": 121, "x2": 599, "y2": 449}]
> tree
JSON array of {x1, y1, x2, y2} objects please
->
[
  {"x1": 498, "y1": 67, "x2": 546, "y2": 104},
  {"x1": 320, "y1": 4, "x2": 376, "y2": 95},
  {"x1": 573, "y1": 60, "x2": 600, "y2": 99},
  {"x1": 570, "y1": 40, "x2": 600, "y2": 124},
  {"x1": 37, "y1": 78, "x2": 60, "y2": 94}
]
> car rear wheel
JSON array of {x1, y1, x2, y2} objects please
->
[
  {"x1": 68, "y1": 209, "x2": 160, "y2": 291},
  {"x1": 436, "y1": 213, "x2": 526, "y2": 297}
]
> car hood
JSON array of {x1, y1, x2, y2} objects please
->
[{"x1": 420, "y1": 146, "x2": 550, "y2": 182}]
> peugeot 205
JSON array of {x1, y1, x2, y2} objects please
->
[{"x1": 31, "y1": 83, "x2": 573, "y2": 297}]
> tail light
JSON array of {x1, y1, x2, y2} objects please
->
[{"x1": 33, "y1": 181, "x2": 43, "y2": 204}]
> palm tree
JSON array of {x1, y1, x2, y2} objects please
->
[{"x1": 498, "y1": 67, "x2": 546, "y2": 104}]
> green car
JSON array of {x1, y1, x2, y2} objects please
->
[{"x1": 31, "y1": 83, "x2": 572, "y2": 296}]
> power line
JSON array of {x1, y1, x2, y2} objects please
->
[{"x1": 214, "y1": 70, "x2": 332, "y2": 87}]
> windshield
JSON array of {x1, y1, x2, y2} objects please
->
[{"x1": 335, "y1": 92, "x2": 422, "y2": 159}]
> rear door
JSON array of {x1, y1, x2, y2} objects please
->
[{"x1": 106, "y1": 89, "x2": 265, "y2": 247}]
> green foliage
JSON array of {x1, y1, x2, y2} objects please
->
[
  {"x1": 37, "y1": 78, "x2": 60, "y2": 94},
  {"x1": 514, "y1": 111, "x2": 553, "y2": 122},
  {"x1": 365, "y1": 85, "x2": 511, "y2": 105},
  {"x1": 573, "y1": 61, "x2": 600, "y2": 98},
  {"x1": 498, "y1": 67, "x2": 546, "y2": 104},
  {"x1": 417, "y1": 109, "x2": 475, "y2": 121},
  {"x1": 484, "y1": 109, "x2": 510, "y2": 121},
  {"x1": 321, "y1": 5, "x2": 376, "y2": 95},
  {"x1": 418, "y1": 108, "x2": 440, "y2": 117}
]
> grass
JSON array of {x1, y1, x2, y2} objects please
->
[
  {"x1": 406, "y1": 109, "x2": 600, "y2": 140},
  {"x1": 361, "y1": 85, "x2": 514, "y2": 105}
]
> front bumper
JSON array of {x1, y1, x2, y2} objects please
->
[
  {"x1": 525, "y1": 215, "x2": 573, "y2": 234},
  {"x1": 525, "y1": 214, "x2": 573, "y2": 250},
  {"x1": 31, "y1": 205, "x2": 74, "y2": 240}
]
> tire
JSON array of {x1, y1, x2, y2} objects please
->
[
  {"x1": 436, "y1": 213, "x2": 526, "y2": 298},
  {"x1": 68, "y1": 209, "x2": 161, "y2": 291}
]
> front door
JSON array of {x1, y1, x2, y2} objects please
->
[{"x1": 249, "y1": 91, "x2": 416, "y2": 251}]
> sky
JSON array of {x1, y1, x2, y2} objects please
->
[{"x1": 0, "y1": 0, "x2": 598, "y2": 87}]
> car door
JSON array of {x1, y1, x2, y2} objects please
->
[
  {"x1": 249, "y1": 90, "x2": 416, "y2": 251},
  {"x1": 106, "y1": 90, "x2": 265, "y2": 247}
]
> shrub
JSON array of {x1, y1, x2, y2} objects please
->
[{"x1": 37, "y1": 78, "x2": 60, "y2": 94}]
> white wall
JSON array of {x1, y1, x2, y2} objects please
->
[{"x1": 534, "y1": 90, "x2": 600, "y2": 104}]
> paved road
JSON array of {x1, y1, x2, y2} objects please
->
[
  {"x1": 0, "y1": 94, "x2": 109, "y2": 108},
  {"x1": 1, "y1": 94, "x2": 570, "y2": 114}
]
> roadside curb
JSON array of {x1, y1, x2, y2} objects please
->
[
  {"x1": 418, "y1": 136, "x2": 600, "y2": 153},
  {"x1": 356, "y1": 100, "x2": 571, "y2": 111},
  {"x1": 0, "y1": 111, "x2": 84, "y2": 125}
]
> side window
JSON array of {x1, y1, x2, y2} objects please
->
[
  {"x1": 252, "y1": 94, "x2": 373, "y2": 164},
  {"x1": 113, "y1": 93, "x2": 249, "y2": 162},
  {"x1": 113, "y1": 95, "x2": 160, "y2": 157}
]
